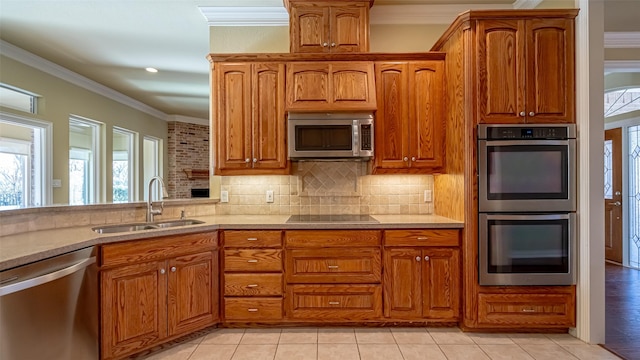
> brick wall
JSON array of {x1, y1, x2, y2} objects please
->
[{"x1": 167, "y1": 121, "x2": 209, "y2": 199}]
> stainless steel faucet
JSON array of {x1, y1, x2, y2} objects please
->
[{"x1": 147, "y1": 176, "x2": 169, "y2": 222}]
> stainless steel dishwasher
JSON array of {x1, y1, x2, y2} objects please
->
[{"x1": 0, "y1": 246, "x2": 98, "y2": 360}]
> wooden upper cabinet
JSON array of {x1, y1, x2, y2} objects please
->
[
  {"x1": 213, "y1": 62, "x2": 288, "y2": 175},
  {"x1": 286, "y1": 61, "x2": 376, "y2": 111},
  {"x1": 477, "y1": 17, "x2": 574, "y2": 124},
  {"x1": 288, "y1": 1, "x2": 370, "y2": 53},
  {"x1": 373, "y1": 61, "x2": 445, "y2": 173}
]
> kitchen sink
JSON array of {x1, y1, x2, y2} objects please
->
[
  {"x1": 92, "y1": 219, "x2": 205, "y2": 234},
  {"x1": 153, "y1": 219, "x2": 205, "y2": 228}
]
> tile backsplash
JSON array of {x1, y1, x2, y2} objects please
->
[{"x1": 217, "y1": 161, "x2": 434, "y2": 216}]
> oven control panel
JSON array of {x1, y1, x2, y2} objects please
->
[{"x1": 479, "y1": 125, "x2": 574, "y2": 140}]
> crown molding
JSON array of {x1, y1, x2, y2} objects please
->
[
  {"x1": 604, "y1": 32, "x2": 640, "y2": 48},
  {"x1": 0, "y1": 40, "x2": 168, "y2": 121},
  {"x1": 604, "y1": 60, "x2": 640, "y2": 73},
  {"x1": 199, "y1": 4, "x2": 516, "y2": 26},
  {"x1": 198, "y1": 6, "x2": 289, "y2": 26}
]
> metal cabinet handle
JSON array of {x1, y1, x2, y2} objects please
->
[
  {"x1": 170, "y1": 266, "x2": 177, "y2": 272},
  {"x1": 245, "y1": 158, "x2": 250, "y2": 163},
  {"x1": 519, "y1": 111, "x2": 526, "y2": 117},
  {"x1": 327, "y1": 265, "x2": 339, "y2": 269},
  {"x1": 415, "y1": 256, "x2": 421, "y2": 262},
  {"x1": 247, "y1": 237, "x2": 258, "y2": 241},
  {"x1": 322, "y1": 42, "x2": 328, "y2": 47},
  {"x1": 160, "y1": 268, "x2": 166, "y2": 274},
  {"x1": 529, "y1": 112, "x2": 535, "y2": 117},
  {"x1": 331, "y1": 42, "x2": 336, "y2": 47},
  {"x1": 424, "y1": 256, "x2": 430, "y2": 261},
  {"x1": 403, "y1": 157, "x2": 409, "y2": 162},
  {"x1": 247, "y1": 259, "x2": 259, "y2": 263},
  {"x1": 522, "y1": 308, "x2": 536, "y2": 312},
  {"x1": 416, "y1": 237, "x2": 428, "y2": 240},
  {"x1": 608, "y1": 201, "x2": 621, "y2": 206},
  {"x1": 411, "y1": 156, "x2": 416, "y2": 162},
  {"x1": 246, "y1": 284, "x2": 259, "y2": 288},
  {"x1": 253, "y1": 158, "x2": 258, "y2": 163},
  {"x1": 328, "y1": 301, "x2": 340, "y2": 305},
  {"x1": 247, "y1": 308, "x2": 259, "y2": 312}
]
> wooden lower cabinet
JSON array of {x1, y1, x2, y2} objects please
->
[
  {"x1": 287, "y1": 284, "x2": 382, "y2": 320},
  {"x1": 100, "y1": 233, "x2": 218, "y2": 360},
  {"x1": 384, "y1": 247, "x2": 460, "y2": 321},
  {"x1": 477, "y1": 291, "x2": 576, "y2": 327},
  {"x1": 222, "y1": 230, "x2": 284, "y2": 322}
]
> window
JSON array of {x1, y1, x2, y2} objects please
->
[
  {"x1": 0, "y1": 113, "x2": 50, "y2": 208},
  {"x1": 604, "y1": 87, "x2": 640, "y2": 118},
  {"x1": 113, "y1": 128, "x2": 137, "y2": 203},
  {"x1": 143, "y1": 136, "x2": 163, "y2": 201},
  {"x1": 629, "y1": 125, "x2": 640, "y2": 268},
  {"x1": 0, "y1": 84, "x2": 37, "y2": 114},
  {"x1": 69, "y1": 117, "x2": 102, "y2": 205}
]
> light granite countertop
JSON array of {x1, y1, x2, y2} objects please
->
[{"x1": 0, "y1": 214, "x2": 463, "y2": 271}]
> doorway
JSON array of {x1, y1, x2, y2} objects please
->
[{"x1": 604, "y1": 128, "x2": 623, "y2": 264}]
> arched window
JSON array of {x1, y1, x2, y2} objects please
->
[{"x1": 604, "y1": 87, "x2": 640, "y2": 117}]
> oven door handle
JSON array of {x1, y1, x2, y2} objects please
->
[
  {"x1": 480, "y1": 213, "x2": 572, "y2": 221},
  {"x1": 479, "y1": 139, "x2": 572, "y2": 146}
]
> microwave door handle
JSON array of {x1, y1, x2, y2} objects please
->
[{"x1": 352, "y1": 120, "x2": 359, "y2": 156}]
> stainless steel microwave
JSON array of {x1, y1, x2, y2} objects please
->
[{"x1": 288, "y1": 112, "x2": 374, "y2": 159}]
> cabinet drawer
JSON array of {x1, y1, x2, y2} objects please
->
[
  {"x1": 478, "y1": 293, "x2": 575, "y2": 327},
  {"x1": 224, "y1": 298, "x2": 283, "y2": 320},
  {"x1": 224, "y1": 249, "x2": 282, "y2": 272},
  {"x1": 224, "y1": 273, "x2": 283, "y2": 296},
  {"x1": 224, "y1": 231, "x2": 282, "y2": 248},
  {"x1": 100, "y1": 232, "x2": 217, "y2": 267},
  {"x1": 287, "y1": 284, "x2": 382, "y2": 320},
  {"x1": 285, "y1": 230, "x2": 381, "y2": 248},
  {"x1": 286, "y1": 248, "x2": 381, "y2": 283},
  {"x1": 384, "y1": 229, "x2": 459, "y2": 247}
]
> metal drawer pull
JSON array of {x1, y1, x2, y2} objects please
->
[
  {"x1": 247, "y1": 308, "x2": 259, "y2": 312},
  {"x1": 246, "y1": 284, "x2": 259, "y2": 288},
  {"x1": 522, "y1": 309, "x2": 536, "y2": 312},
  {"x1": 247, "y1": 237, "x2": 258, "y2": 241},
  {"x1": 247, "y1": 259, "x2": 259, "y2": 263},
  {"x1": 328, "y1": 301, "x2": 340, "y2": 305},
  {"x1": 416, "y1": 237, "x2": 428, "y2": 240},
  {"x1": 327, "y1": 265, "x2": 339, "y2": 269}
]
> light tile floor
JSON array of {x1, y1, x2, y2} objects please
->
[{"x1": 143, "y1": 327, "x2": 622, "y2": 360}]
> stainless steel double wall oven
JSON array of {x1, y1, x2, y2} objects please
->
[{"x1": 477, "y1": 124, "x2": 577, "y2": 286}]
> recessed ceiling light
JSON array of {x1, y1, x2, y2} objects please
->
[{"x1": 145, "y1": 67, "x2": 158, "y2": 73}]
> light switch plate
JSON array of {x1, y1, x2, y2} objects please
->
[
  {"x1": 220, "y1": 190, "x2": 229, "y2": 203},
  {"x1": 424, "y1": 190, "x2": 432, "y2": 202},
  {"x1": 52, "y1": 179, "x2": 62, "y2": 188}
]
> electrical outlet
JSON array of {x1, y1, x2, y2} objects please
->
[
  {"x1": 220, "y1": 190, "x2": 229, "y2": 203},
  {"x1": 424, "y1": 190, "x2": 432, "y2": 202},
  {"x1": 52, "y1": 179, "x2": 62, "y2": 188},
  {"x1": 266, "y1": 190, "x2": 274, "y2": 203}
]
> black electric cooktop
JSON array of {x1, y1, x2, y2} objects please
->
[{"x1": 286, "y1": 214, "x2": 379, "y2": 223}]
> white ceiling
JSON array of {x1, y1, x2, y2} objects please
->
[{"x1": 0, "y1": 0, "x2": 638, "y2": 121}]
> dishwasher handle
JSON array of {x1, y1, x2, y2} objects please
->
[{"x1": 0, "y1": 256, "x2": 96, "y2": 297}]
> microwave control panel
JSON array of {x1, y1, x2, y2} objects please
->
[{"x1": 361, "y1": 124, "x2": 372, "y2": 150}]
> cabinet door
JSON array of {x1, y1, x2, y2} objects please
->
[
  {"x1": 290, "y1": 6, "x2": 329, "y2": 53},
  {"x1": 373, "y1": 62, "x2": 410, "y2": 170},
  {"x1": 101, "y1": 261, "x2": 167, "y2": 360},
  {"x1": 286, "y1": 62, "x2": 331, "y2": 109},
  {"x1": 422, "y1": 248, "x2": 460, "y2": 320},
  {"x1": 477, "y1": 19, "x2": 526, "y2": 124},
  {"x1": 525, "y1": 18, "x2": 574, "y2": 123},
  {"x1": 252, "y1": 63, "x2": 288, "y2": 170},
  {"x1": 383, "y1": 248, "x2": 421, "y2": 319},
  {"x1": 331, "y1": 62, "x2": 376, "y2": 109},
  {"x1": 330, "y1": 6, "x2": 368, "y2": 52},
  {"x1": 408, "y1": 61, "x2": 445, "y2": 171},
  {"x1": 215, "y1": 63, "x2": 252, "y2": 171},
  {"x1": 167, "y1": 251, "x2": 218, "y2": 337}
]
